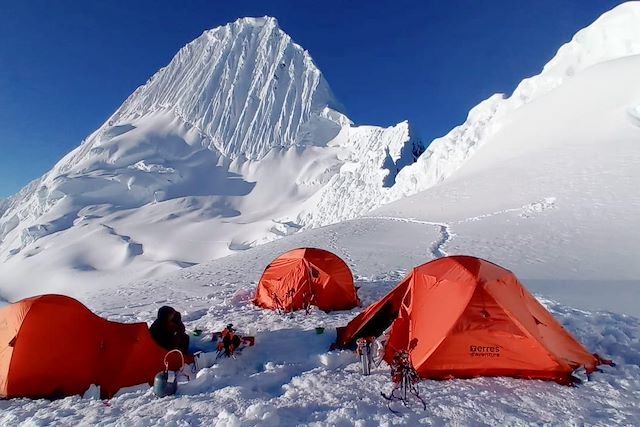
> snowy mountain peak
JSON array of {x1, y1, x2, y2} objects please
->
[
  {"x1": 2, "y1": 4, "x2": 637, "y2": 301},
  {"x1": 99, "y1": 15, "x2": 341, "y2": 161},
  {"x1": 0, "y1": 16, "x2": 423, "y2": 298},
  {"x1": 227, "y1": 16, "x2": 279, "y2": 27}
]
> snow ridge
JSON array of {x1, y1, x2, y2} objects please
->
[
  {"x1": 0, "y1": 17, "x2": 347, "y2": 253},
  {"x1": 391, "y1": 95, "x2": 504, "y2": 197},
  {"x1": 0, "y1": 178, "x2": 44, "y2": 244},
  {"x1": 101, "y1": 16, "x2": 341, "y2": 161},
  {"x1": 2, "y1": 4, "x2": 640, "y2": 297},
  {"x1": 294, "y1": 121, "x2": 423, "y2": 228},
  {"x1": 390, "y1": 2, "x2": 640, "y2": 199},
  {"x1": 0, "y1": 17, "x2": 423, "y2": 296}
]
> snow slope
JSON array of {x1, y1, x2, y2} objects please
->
[
  {"x1": 1, "y1": 218, "x2": 637, "y2": 426},
  {"x1": 374, "y1": 52, "x2": 640, "y2": 313},
  {"x1": 3, "y1": 2, "x2": 639, "y2": 300},
  {"x1": 0, "y1": 17, "x2": 422, "y2": 300},
  {"x1": 390, "y1": 1, "x2": 640, "y2": 199},
  {"x1": 98, "y1": 16, "x2": 341, "y2": 161},
  {"x1": 1, "y1": 3, "x2": 640, "y2": 425}
]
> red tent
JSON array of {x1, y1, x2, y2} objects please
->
[
  {"x1": 335, "y1": 256, "x2": 606, "y2": 384},
  {"x1": 254, "y1": 248, "x2": 359, "y2": 312},
  {"x1": 0, "y1": 294, "x2": 188, "y2": 399}
]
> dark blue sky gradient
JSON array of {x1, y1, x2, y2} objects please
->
[{"x1": 0, "y1": 0, "x2": 626, "y2": 197}]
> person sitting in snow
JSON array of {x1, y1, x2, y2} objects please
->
[{"x1": 150, "y1": 306, "x2": 189, "y2": 354}]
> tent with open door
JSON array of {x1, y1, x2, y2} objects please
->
[
  {"x1": 254, "y1": 248, "x2": 359, "y2": 312},
  {"x1": 0, "y1": 294, "x2": 188, "y2": 399},
  {"x1": 335, "y1": 256, "x2": 607, "y2": 384}
]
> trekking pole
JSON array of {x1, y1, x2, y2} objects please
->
[
  {"x1": 401, "y1": 366, "x2": 409, "y2": 402},
  {"x1": 356, "y1": 338, "x2": 373, "y2": 375},
  {"x1": 362, "y1": 344, "x2": 370, "y2": 376}
]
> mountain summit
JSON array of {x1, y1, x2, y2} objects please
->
[
  {"x1": 3, "y1": 3, "x2": 639, "y2": 300},
  {"x1": 0, "y1": 17, "x2": 422, "y2": 298},
  {"x1": 103, "y1": 16, "x2": 342, "y2": 160}
]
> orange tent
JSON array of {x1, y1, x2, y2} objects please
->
[
  {"x1": 254, "y1": 248, "x2": 359, "y2": 312},
  {"x1": 0, "y1": 294, "x2": 189, "y2": 399},
  {"x1": 335, "y1": 256, "x2": 606, "y2": 384}
]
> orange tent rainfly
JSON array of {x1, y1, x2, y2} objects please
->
[
  {"x1": 0, "y1": 294, "x2": 188, "y2": 399},
  {"x1": 335, "y1": 256, "x2": 610, "y2": 384},
  {"x1": 254, "y1": 248, "x2": 359, "y2": 312}
]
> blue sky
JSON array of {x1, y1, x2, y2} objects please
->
[{"x1": 0, "y1": 0, "x2": 626, "y2": 198}]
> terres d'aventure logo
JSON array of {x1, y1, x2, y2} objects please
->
[{"x1": 469, "y1": 345, "x2": 501, "y2": 357}]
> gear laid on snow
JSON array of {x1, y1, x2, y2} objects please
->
[
  {"x1": 335, "y1": 256, "x2": 613, "y2": 385},
  {"x1": 356, "y1": 337, "x2": 375, "y2": 375},
  {"x1": 153, "y1": 349, "x2": 187, "y2": 398},
  {"x1": 217, "y1": 324, "x2": 241, "y2": 357},
  {"x1": 211, "y1": 324, "x2": 256, "y2": 359},
  {"x1": 381, "y1": 351, "x2": 426, "y2": 413}
]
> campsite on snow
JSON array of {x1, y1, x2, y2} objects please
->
[{"x1": 1, "y1": 1, "x2": 639, "y2": 425}]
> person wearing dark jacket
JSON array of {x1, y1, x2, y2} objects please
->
[{"x1": 149, "y1": 306, "x2": 189, "y2": 354}]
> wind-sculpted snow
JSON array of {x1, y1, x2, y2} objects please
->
[
  {"x1": 390, "y1": 2, "x2": 640, "y2": 199},
  {"x1": 102, "y1": 16, "x2": 341, "y2": 161},
  {"x1": 510, "y1": 2, "x2": 640, "y2": 105},
  {"x1": 0, "y1": 178, "x2": 44, "y2": 243},
  {"x1": 294, "y1": 121, "x2": 423, "y2": 228},
  {"x1": 2, "y1": 3, "x2": 640, "y2": 298},
  {"x1": 1, "y1": 5, "x2": 640, "y2": 424},
  {"x1": 0, "y1": 17, "x2": 422, "y2": 296},
  {"x1": 391, "y1": 95, "x2": 504, "y2": 198},
  {"x1": 1, "y1": 233, "x2": 638, "y2": 426}
]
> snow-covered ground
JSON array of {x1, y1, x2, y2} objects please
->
[
  {"x1": 373, "y1": 51, "x2": 640, "y2": 317},
  {"x1": 1, "y1": 227, "x2": 638, "y2": 425},
  {"x1": 1, "y1": 2, "x2": 640, "y2": 425}
]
